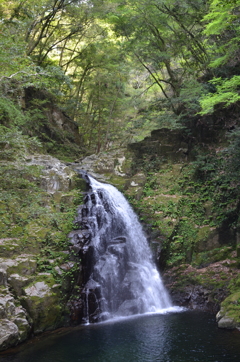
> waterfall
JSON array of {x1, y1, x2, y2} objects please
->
[{"x1": 69, "y1": 174, "x2": 172, "y2": 323}]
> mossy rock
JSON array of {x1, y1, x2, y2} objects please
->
[
  {"x1": 0, "y1": 239, "x2": 22, "y2": 258},
  {"x1": 7, "y1": 226, "x2": 24, "y2": 238},
  {"x1": 218, "y1": 292, "x2": 240, "y2": 328},
  {"x1": 25, "y1": 222, "x2": 52, "y2": 241},
  {"x1": 0, "y1": 216, "x2": 12, "y2": 228},
  {"x1": 20, "y1": 279, "x2": 62, "y2": 333},
  {"x1": 0, "y1": 320, "x2": 19, "y2": 351},
  {"x1": 195, "y1": 226, "x2": 220, "y2": 252},
  {"x1": 1, "y1": 255, "x2": 37, "y2": 277},
  {"x1": 192, "y1": 246, "x2": 233, "y2": 267},
  {"x1": 108, "y1": 175, "x2": 128, "y2": 191},
  {"x1": 0, "y1": 201, "x2": 7, "y2": 211},
  {"x1": 8, "y1": 273, "x2": 34, "y2": 297}
]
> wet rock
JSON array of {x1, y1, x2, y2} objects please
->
[
  {"x1": 67, "y1": 298, "x2": 84, "y2": 324},
  {"x1": 111, "y1": 236, "x2": 127, "y2": 244},
  {"x1": 13, "y1": 317, "x2": 30, "y2": 340},
  {"x1": 0, "y1": 291, "x2": 31, "y2": 351},
  {"x1": 81, "y1": 279, "x2": 102, "y2": 323},
  {"x1": 117, "y1": 299, "x2": 142, "y2": 316},
  {"x1": 107, "y1": 244, "x2": 126, "y2": 258},
  {"x1": 217, "y1": 315, "x2": 237, "y2": 329},
  {"x1": 0, "y1": 319, "x2": 19, "y2": 351},
  {"x1": 68, "y1": 230, "x2": 91, "y2": 247}
]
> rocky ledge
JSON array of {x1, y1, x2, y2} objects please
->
[{"x1": 164, "y1": 259, "x2": 240, "y2": 330}]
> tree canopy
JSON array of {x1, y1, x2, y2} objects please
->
[{"x1": 1, "y1": 0, "x2": 240, "y2": 152}]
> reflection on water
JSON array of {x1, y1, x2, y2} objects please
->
[{"x1": 1, "y1": 310, "x2": 240, "y2": 362}]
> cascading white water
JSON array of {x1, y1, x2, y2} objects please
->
[{"x1": 81, "y1": 175, "x2": 172, "y2": 320}]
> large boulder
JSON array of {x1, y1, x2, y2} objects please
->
[
  {"x1": 216, "y1": 292, "x2": 240, "y2": 330},
  {"x1": 0, "y1": 320, "x2": 19, "y2": 351},
  {"x1": 0, "y1": 292, "x2": 31, "y2": 351},
  {"x1": 21, "y1": 280, "x2": 62, "y2": 334},
  {"x1": 72, "y1": 148, "x2": 133, "y2": 189},
  {"x1": 26, "y1": 154, "x2": 76, "y2": 193}
]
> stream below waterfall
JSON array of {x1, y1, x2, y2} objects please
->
[{"x1": 1, "y1": 310, "x2": 240, "y2": 362}]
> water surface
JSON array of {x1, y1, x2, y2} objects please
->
[{"x1": 1, "y1": 310, "x2": 240, "y2": 362}]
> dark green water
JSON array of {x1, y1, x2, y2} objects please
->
[{"x1": 1, "y1": 310, "x2": 240, "y2": 362}]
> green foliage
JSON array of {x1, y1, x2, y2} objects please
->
[
  {"x1": 203, "y1": 0, "x2": 240, "y2": 37},
  {"x1": 225, "y1": 127, "x2": 240, "y2": 181},
  {"x1": 0, "y1": 0, "x2": 239, "y2": 150},
  {"x1": 128, "y1": 137, "x2": 240, "y2": 268},
  {"x1": 0, "y1": 125, "x2": 42, "y2": 159},
  {"x1": 0, "y1": 15, "x2": 32, "y2": 76},
  {"x1": 199, "y1": 76, "x2": 240, "y2": 114},
  {"x1": 203, "y1": 0, "x2": 238, "y2": 36},
  {"x1": 200, "y1": 0, "x2": 240, "y2": 113},
  {"x1": 183, "y1": 151, "x2": 240, "y2": 229},
  {"x1": 106, "y1": 0, "x2": 209, "y2": 118},
  {"x1": 0, "y1": 97, "x2": 26, "y2": 126}
]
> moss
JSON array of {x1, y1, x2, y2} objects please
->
[
  {"x1": 0, "y1": 239, "x2": 21, "y2": 257},
  {"x1": 192, "y1": 246, "x2": 234, "y2": 267},
  {"x1": 97, "y1": 173, "x2": 127, "y2": 191},
  {"x1": 27, "y1": 273, "x2": 58, "y2": 289},
  {"x1": 8, "y1": 225, "x2": 25, "y2": 237},
  {"x1": 221, "y1": 292, "x2": 240, "y2": 324},
  {"x1": 6, "y1": 257, "x2": 37, "y2": 276},
  {"x1": 20, "y1": 292, "x2": 62, "y2": 333},
  {"x1": 196, "y1": 226, "x2": 212, "y2": 242},
  {"x1": 0, "y1": 138, "x2": 87, "y2": 337},
  {"x1": 25, "y1": 224, "x2": 52, "y2": 241}
]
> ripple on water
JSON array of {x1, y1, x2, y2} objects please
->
[{"x1": 1, "y1": 310, "x2": 240, "y2": 362}]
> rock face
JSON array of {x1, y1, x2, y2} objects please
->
[
  {"x1": 26, "y1": 154, "x2": 76, "y2": 193},
  {"x1": 163, "y1": 263, "x2": 230, "y2": 313},
  {"x1": 128, "y1": 128, "x2": 190, "y2": 166},
  {"x1": 1, "y1": 118, "x2": 240, "y2": 354},
  {"x1": 0, "y1": 254, "x2": 64, "y2": 350},
  {"x1": 21, "y1": 280, "x2": 61, "y2": 334},
  {"x1": 0, "y1": 289, "x2": 31, "y2": 351},
  {"x1": 72, "y1": 148, "x2": 132, "y2": 185},
  {"x1": 0, "y1": 320, "x2": 19, "y2": 351},
  {"x1": 23, "y1": 87, "x2": 82, "y2": 147},
  {"x1": 0, "y1": 153, "x2": 85, "y2": 351}
]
